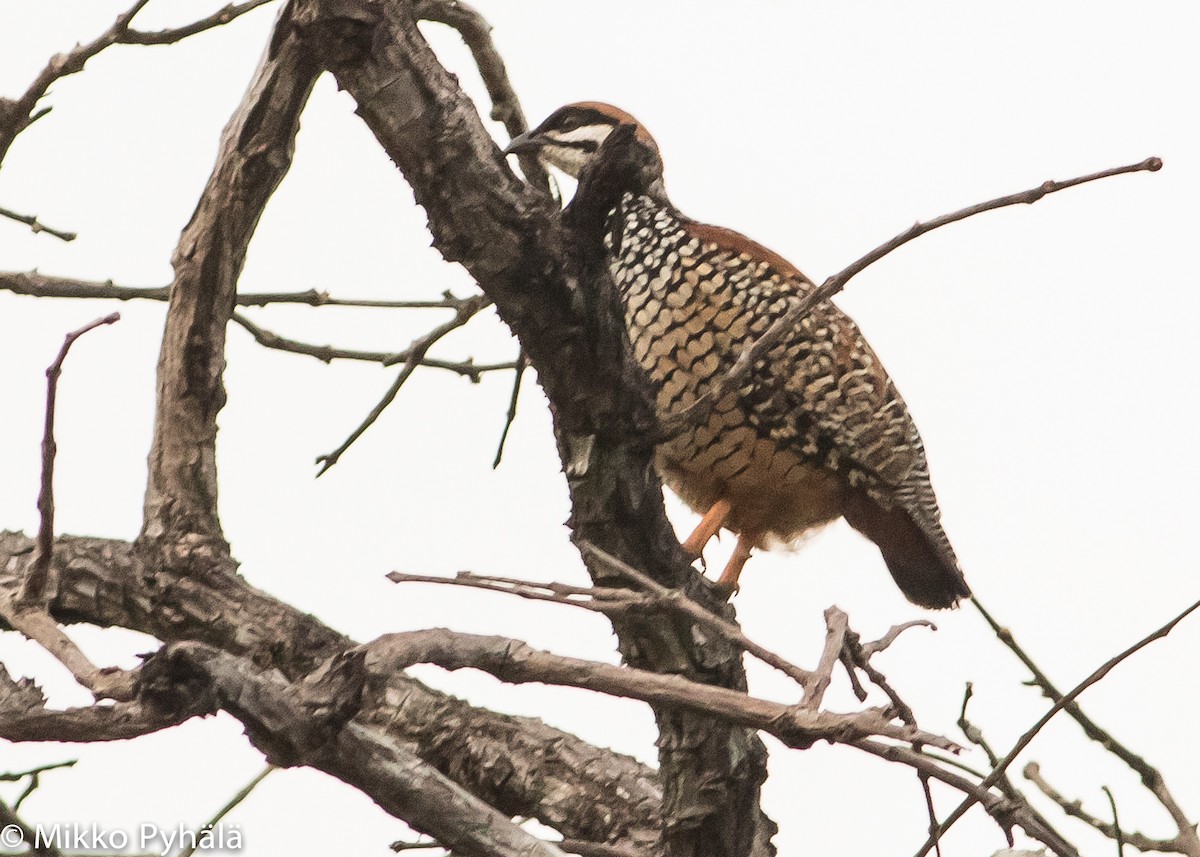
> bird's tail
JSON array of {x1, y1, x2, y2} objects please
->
[{"x1": 843, "y1": 493, "x2": 969, "y2": 609}]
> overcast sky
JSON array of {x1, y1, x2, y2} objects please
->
[{"x1": 2, "y1": 2, "x2": 1198, "y2": 855}]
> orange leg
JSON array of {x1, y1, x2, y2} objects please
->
[
  {"x1": 713, "y1": 531, "x2": 759, "y2": 599},
  {"x1": 680, "y1": 498, "x2": 733, "y2": 559}
]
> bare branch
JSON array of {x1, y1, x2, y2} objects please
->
[
  {"x1": 1103, "y1": 786, "x2": 1127, "y2": 857},
  {"x1": 564, "y1": 544, "x2": 819, "y2": 689},
  {"x1": 492, "y1": 348, "x2": 527, "y2": 468},
  {"x1": 805, "y1": 606, "x2": 849, "y2": 710},
  {"x1": 118, "y1": 0, "x2": 277, "y2": 45},
  {"x1": 141, "y1": 16, "x2": 319, "y2": 547},
  {"x1": 230, "y1": 311, "x2": 511, "y2": 377},
  {"x1": 914, "y1": 596, "x2": 1200, "y2": 857},
  {"x1": 0, "y1": 204, "x2": 76, "y2": 241},
  {"x1": 1023, "y1": 763, "x2": 1188, "y2": 855},
  {"x1": 660, "y1": 156, "x2": 1163, "y2": 438},
  {"x1": 1, "y1": 531, "x2": 663, "y2": 849},
  {"x1": 178, "y1": 765, "x2": 276, "y2": 857},
  {"x1": 139, "y1": 642, "x2": 568, "y2": 857},
  {"x1": 21, "y1": 312, "x2": 120, "y2": 605},
  {"x1": 0, "y1": 0, "x2": 153, "y2": 167},
  {"x1": 360, "y1": 628, "x2": 960, "y2": 752},
  {"x1": 0, "y1": 0, "x2": 277, "y2": 167},
  {"x1": 974, "y1": 596, "x2": 1200, "y2": 855},
  {"x1": 315, "y1": 294, "x2": 491, "y2": 475},
  {"x1": 0, "y1": 270, "x2": 487, "y2": 309}
]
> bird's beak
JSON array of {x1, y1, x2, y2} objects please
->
[{"x1": 503, "y1": 131, "x2": 544, "y2": 156}]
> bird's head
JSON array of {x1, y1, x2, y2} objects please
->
[{"x1": 505, "y1": 101, "x2": 660, "y2": 180}]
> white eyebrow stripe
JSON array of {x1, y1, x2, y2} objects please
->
[{"x1": 547, "y1": 125, "x2": 614, "y2": 145}]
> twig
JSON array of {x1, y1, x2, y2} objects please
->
[
  {"x1": 0, "y1": 270, "x2": 482, "y2": 309},
  {"x1": 1103, "y1": 786, "x2": 1126, "y2": 857},
  {"x1": 1023, "y1": 763, "x2": 1184, "y2": 854},
  {"x1": 805, "y1": 607, "x2": 849, "y2": 709},
  {"x1": 841, "y1": 627, "x2": 917, "y2": 726},
  {"x1": 0, "y1": 797, "x2": 64, "y2": 857},
  {"x1": 178, "y1": 765, "x2": 275, "y2": 857},
  {"x1": 974, "y1": 595, "x2": 1200, "y2": 855},
  {"x1": 21, "y1": 313, "x2": 120, "y2": 605},
  {"x1": 1, "y1": 759, "x2": 76, "y2": 812},
  {"x1": 913, "y1": 596, "x2": 1200, "y2": 857},
  {"x1": 118, "y1": 0, "x2": 277, "y2": 45},
  {"x1": 659, "y1": 156, "x2": 1162, "y2": 438},
  {"x1": 854, "y1": 738, "x2": 1079, "y2": 857},
  {"x1": 492, "y1": 348, "x2": 527, "y2": 467},
  {"x1": 0, "y1": 0, "x2": 275, "y2": 167},
  {"x1": 231, "y1": 311, "x2": 512, "y2": 377},
  {"x1": 919, "y1": 773, "x2": 943, "y2": 857},
  {"x1": 0, "y1": 0, "x2": 154, "y2": 167},
  {"x1": 0, "y1": 204, "x2": 76, "y2": 241},
  {"x1": 861, "y1": 619, "x2": 936, "y2": 658},
  {"x1": 577, "y1": 543, "x2": 820, "y2": 690},
  {"x1": 315, "y1": 295, "x2": 491, "y2": 475}
]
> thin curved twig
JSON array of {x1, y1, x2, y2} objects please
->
[{"x1": 660, "y1": 157, "x2": 1162, "y2": 438}]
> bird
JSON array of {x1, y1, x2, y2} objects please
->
[{"x1": 506, "y1": 102, "x2": 969, "y2": 609}]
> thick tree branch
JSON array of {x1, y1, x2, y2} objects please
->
[
  {"x1": 140, "y1": 15, "x2": 319, "y2": 549},
  {"x1": 287, "y1": 3, "x2": 777, "y2": 851},
  {"x1": 135, "y1": 641, "x2": 567, "y2": 857},
  {"x1": 0, "y1": 531, "x2": 662, "y2": 850}
]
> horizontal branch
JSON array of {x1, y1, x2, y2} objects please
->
[
  {"x1": 0, "y1": 270, "x2": 480, "y2": 309},
  {"x1": 361, "y1": 628, "x2": 958, "y2": 752},
  {"x1": 0, "y1": 531, "x2": 662, "y2": 849},
  {"x1": 230, "y1": 311, "x2": 513, "y2": 376}
]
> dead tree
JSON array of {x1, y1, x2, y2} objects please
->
[{"x1": 1, "y1": 3, "x2": 1194, "y2": 857}]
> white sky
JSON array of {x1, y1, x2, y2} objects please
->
[{"x1": 1, "y1": 2, "x2": 1197, "y2": 855}]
